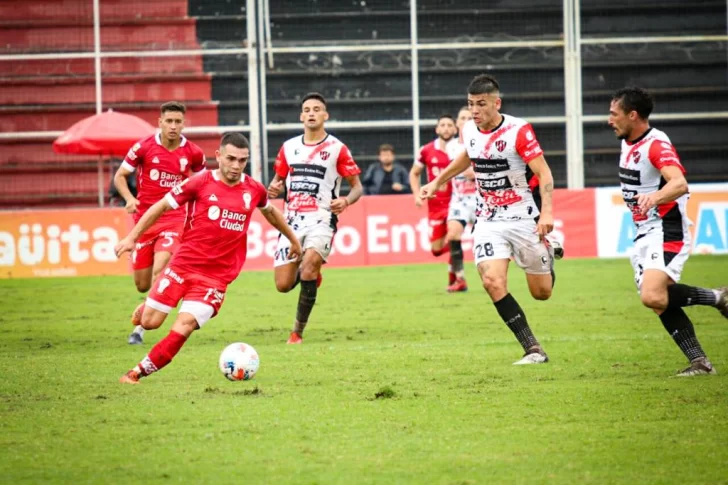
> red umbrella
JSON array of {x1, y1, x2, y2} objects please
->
[
  {"x1": 52, "y1": 110, "x2": 156, "y2": 207},
  {"x1": 53, "y1": 109, "x2": 156, "y2": 157}
]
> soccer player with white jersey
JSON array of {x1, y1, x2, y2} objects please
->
[
  {"x1": 608, "y1": 87, "x2": 728, "y2": 377},
  {"x1": 421, "y1": 74, "x2": 556, "y2": 365},
  {"x1": 445, "y1": 106, "x2": 478, "y2": 292},
  {"x1": 114, "y1": 133, "x2": 301, "y2": 384},
  {"x1": 267, "y1": 93, "x2": 363, "y2": 344},
  {"x1": 114, "y1": 101, "x2": 206, "y2": 345}
]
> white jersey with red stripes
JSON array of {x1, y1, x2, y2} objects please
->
[
  {"x1": 618, "y1": 127, "x2": 690, "y2": 240},
  {"x1": 460, "y1": 114, "x2": 544, "y2": 221},
  {"x1": 274, "y1": 134, "x2": 361, "y2": 227}
]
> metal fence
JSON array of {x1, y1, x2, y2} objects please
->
[{"x1": 0, "y1": 0, "x2": 726, "y2": 208}]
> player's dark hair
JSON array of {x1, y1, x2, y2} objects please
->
[
  {"x1": 438, "y1": 114, "x2": 455, "y2": 123},
  {"x1": 378, "y1": 143, "x2": 395, "y2": 154},
  {"x1": 301, "y1": 92, "x2": 327, "y2": 110},
  {"x1": 160, "y1": 101, "x2": 186, "y2": 115},
  {"x1": 467, "y1": 74, "x2": 500, "y2": 95},
  {"x1": 612, "y1": 87, "x2": 654, "y2": 120},
  {"x1": 220, "y1": 132, "x2": 249, "y2": 149}
]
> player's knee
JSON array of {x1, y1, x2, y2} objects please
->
[
  {"x1": 140, "y1": 314, "x2": 164, "y2": 330},
  {"x1": 275, "y1": 280, "x2": 294, "y2": 293},
  {"x1": 135, "y1": 281, "x2": 151, "y2": 293},
  {"x1": 531, "y1": 286, "x2": 552, "y2": 301},
  {"x1": 481, "y1": 274, "x2": 506, "y2": 296},
  {"x1": 640, "y1": 290, "x2": 666, "y2": 310}
]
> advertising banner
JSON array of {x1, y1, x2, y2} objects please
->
[{"x1": 596, "y1": 183, "x2": 728, "y2": 257}]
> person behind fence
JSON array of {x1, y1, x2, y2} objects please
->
[{"x1": 361, "y1": 144, "x2": 411, "y2": 195}]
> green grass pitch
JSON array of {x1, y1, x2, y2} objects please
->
[{"x1": 1, "y1": 256, "x2": 727, "y2": 484}]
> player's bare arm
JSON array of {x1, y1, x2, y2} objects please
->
[
  {"x1": 115, "y1": 198, "x2": 173, "y2": 257},
  {"x1": 331, "y1": 175, "x2": 363, "y2": 215},
  {"x1": 409, "y1": 163, "x2": 424, "y2": 207},
  {"x1": 113, "y1": 165, "x2": 140, "y2": 214},
  {"x1": 528, "y1": 155, "x2": 555, "y2": 238},
  {"x1": 463, "y1": 166, "x2": 476, "y2": 180},
  {"x1": 636, "y1": 165, "x2": 688, "y2": 215},
  {"x1": 420, "y1": 150, "x2": 470, "y2": 200},
  {"x1": 267, "y1": 173, "x2": 285, "y2": 198},
  {"x1": 260, "y1": 204, "x2": 302, "y2": 261}
]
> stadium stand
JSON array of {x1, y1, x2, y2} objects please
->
[{"x1": 0, "y1": 0, "x2": 725, "y2": 208}]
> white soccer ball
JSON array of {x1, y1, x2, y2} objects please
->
[{"x1": 219, "y1": 342, "x2": 260, "y2": 381}]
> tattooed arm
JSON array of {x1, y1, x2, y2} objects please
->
[{"x1": 527, "y1": 155, "x2": 554, "y2": 239}]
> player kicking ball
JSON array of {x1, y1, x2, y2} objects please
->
[{"x1": 114, "y1": 133, "x2": 301, "y2": 383}]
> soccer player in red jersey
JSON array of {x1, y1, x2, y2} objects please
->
[
  {"x1": 114, "y1": 133, "x2": 301, "y2": 384},
  {"x1": 409, "y1": 115, "x2": 458, "y2": 287},
  {"x1": 267, "y1": 92, "x2": 363, "y2": 344},
  {"x1": 114, "y1": 101, "x2": 207, "y2": 345}
]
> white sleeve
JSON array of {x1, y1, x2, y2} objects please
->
[
  {"x1": 164, "y1": 193, "x2": 180, "y2": 210},
  {"x1": 121, "y1": 161, "x2": 136, "y2": 173}
]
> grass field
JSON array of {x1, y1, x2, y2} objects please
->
[{"x1": 1, "y1": 256, "x2": 727, "y2": 484}]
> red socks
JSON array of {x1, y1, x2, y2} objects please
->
[{"x1": 137, "y1": 330, "x2": 187, "y2": 376}]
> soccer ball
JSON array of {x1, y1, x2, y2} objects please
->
[{"x1": 219, "y1": 342, "x2": 260, "y2": 381}]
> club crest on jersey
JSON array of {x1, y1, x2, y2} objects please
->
[
  {"x1": 632, "y1": 151, "x2": 641, "y2": 163},
  {"x1": 152, "y1": 156, "x2": 160, "y2": 164},
  {"x1": 242, "y1": 192, "x2": 252, "y2": 210},
  {"x1": 320, "y1": 151, "x2": 330, "y2": 161},
  {"x1": 180, "y1": 157, "x2": 188, "y2": 172},
  {"x1": 495, "y1": 140, "x2": 507, "y2": 152}
]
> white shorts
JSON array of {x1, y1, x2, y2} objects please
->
[
  {"x1": 472, "y1": 218, "x2": 551, "y2": 274},
  {"x1": 274, "y1": 220, "x2": 335, "y2": 267},
  {"x1": 448, "y1": 195, "x2": 478, "y2": 225},
  {"x1": 630, "y1": 230, "x2": 691, "y2": 290}
]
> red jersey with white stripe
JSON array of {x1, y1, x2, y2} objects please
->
[
  {"x1": 618, "y1": 127, "x2": 689, "y2": 237},
  {"x1": 461, "y1": 114, "x2": 544, "y2": 221},
  {"x1": 122, "y1": 133, "x2": 206, "y2": 223},
  {"x1": 163, "y1": 170, "x2": 269, "y2": 285},
  {"x1": 415, "y1": 139, "x2": 453, "y2": 214},
  {"x1": 274, "y1": 134, "x2": 361, "y2": 226}
]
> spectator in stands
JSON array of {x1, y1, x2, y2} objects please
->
[{"x1": 362, "y1": 144, "x2": 411, "y2": 195}]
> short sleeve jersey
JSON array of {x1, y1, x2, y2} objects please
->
[
  {"x1": 163, "y1": 170, "x2": 269, "y2": 285},
  {"x1": 461, "y1": 114, "x2": 544, "y2": 221},
  {"x1": 122, "y1": 133, "x2": 206, "y2": 223},
  {"x1": 618, "y1": 127, "x2": 688, "y2": 236},
  {"x1": 415, "y1": 139, "x2": 453, "y2": 213},
  {"x1": 274, "y1": 134, "x2": 360, "y2": 225}
]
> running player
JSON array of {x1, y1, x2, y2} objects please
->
[
  {"x1": 608, "y1": 86, "x2": 728, "y2": 376},
  {"x1": 409, "y1": 115, "x2": 457, "y2": 287},
  {"x1": 421, "y1": 74, "x2": 557, "y2": 365},
  {"x1": 267, "y1": 92, "x2": 363, "y2": 344},
  {"x1": 114, "y1": 101, "x2": 206, "y2": 345}
]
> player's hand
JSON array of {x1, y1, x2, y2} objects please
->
[
  {"x1": 420, "y1": 183, "x2": 438, "y2": 201},
  {"x1": 636, "y1": 192, "x2": 658, "y2": 215},
  {"x1": 114, "y1": 237, "x2": 135, "y2": 258},
  {"x1": 536, "y1": 213, "x2": 554, "y2": 240},
  {"x1": 288, "y1": 239, "x2": 303, "y2": 261},
  {"x1": 413, "y1": 195, "x2": 423, "y2": 207},
  {"x1": 124, "y1": 198, "x2": 140, "y2": 214},
  {"x1": 330, "y1": 197, "x2": 350, "y2": 215},
  {"x1": 267, "y1": 180, "x2": 284, "y2": 198}
]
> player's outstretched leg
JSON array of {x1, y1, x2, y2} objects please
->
[
  {"x1": 479, "y1": 260, "x2": 548, "y2": 364},
  {"x1": 120, "y1": 312, "x2": 195, "y2": 384},
  {"x1": 666, "y1": 284, "x2": 728, "y2": 318},
  {"x1": 287, "y1": 251, "x2": 323, "y2": 344}
]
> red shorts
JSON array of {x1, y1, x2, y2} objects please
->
[
  {"x1": 146, "y1": 266, "x2": 227, "y2": 326},
  {"x1": 132, "y1": 218, "x2": 184, "y2": 271},
  {"x1": 428, "y1": 208, "x2": 448, "y2": 242}
]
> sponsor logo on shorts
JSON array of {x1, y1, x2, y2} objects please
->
[{"x1": 163, "y1": 267, "x2": 184, "y2": 284}]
